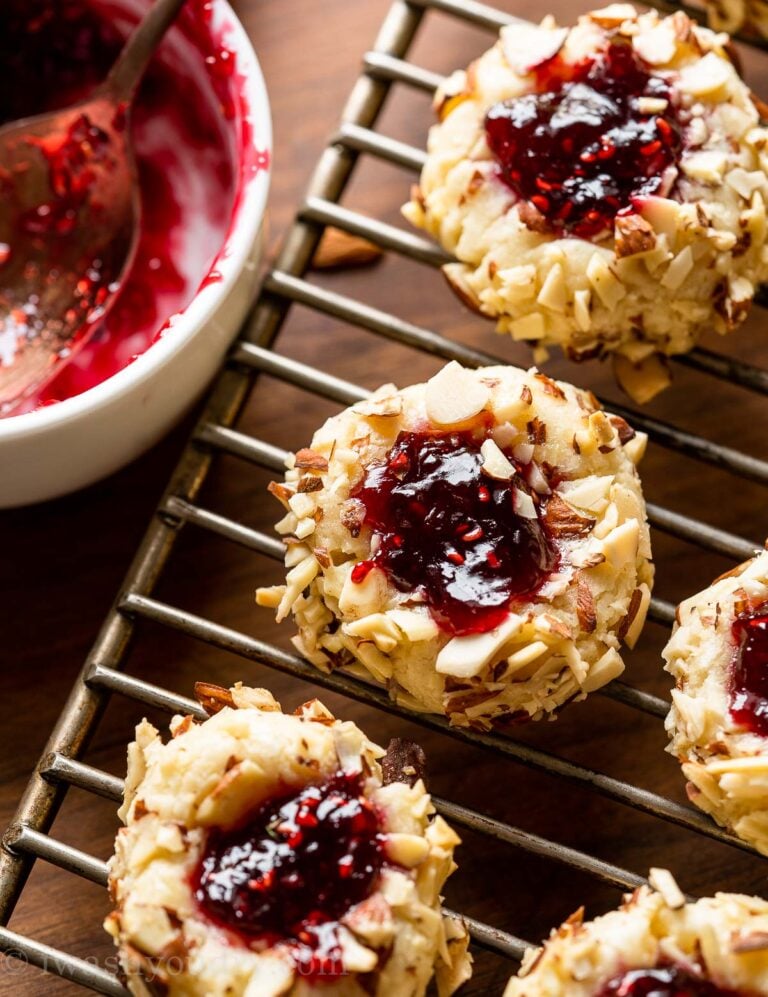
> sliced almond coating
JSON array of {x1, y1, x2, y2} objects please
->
[
  {"x1": 194, "y1": 682, "x2": 235, "y2": 716},
  {"x1": 601, "y1": 519, "x2": 640, "y2": 569},
  {"x1": 425, "y1": 361, "x2": 490, "y2": 426},
  {"x1": 384, "y1": 833, "x2": 431, "y2": 868},
  {"x1": 312, "y1": 227, "x2": 383, "y2": 270},
  {"x1": 500, "y1": 23, "x2": 567, "y2": 74},
  {"x1": 509, "y1": 312, "x2": 547, "y2": 342},
  {"x1": 342, "y1": 894, "x2": 395, "y2": 948},
  {"x1": 587, "y1": 4, "x2": 637, "y2": 27},
  {"x1": 705, "y1": 755, "x2": 768, "y2": 775},
  {"x1": 513, "y1": 488, "x2": 537, "y2": 519},
  {"x1": 344, "y1": 613, "x2": 401, "y2": 653},
  {"x1": 336, "y1": 926, "x2": 378, "y2": 973},
  {"x1": 636, "y1": 195, "x2": 681, "y2": 241},
  {"x1": 632, "y1": 22, "x2": 677, "y2": 65},
  {"x1": 613, "y1": 353, "x2": 671, "y2": 405},
  {"x1": 196, "y1": 759, "x2": 270, "y2": 826},
  {"x1": 434, "y1": 69, "x2": 470, "y2": 120},
  {"x1": 297, "y1": 475, "x2": 323, "y2": 494},
  {"x1": 576, "y1": 574, "x2": 597, "y2": 634},
  {"x1": 442, "y1": 263, "x2": 484, "y2": 315},
  {"x1": 558, "y1": 475, "x2": 613, "y2": 511},
  {"x1": 230, "y1": 685, "x2": 281, "y2": 712},
  {"x1": 615, "y1": 213, "x2": 656, "y2": 258},
  {"x1": 580, "y1": 647, "x2": 625, "y2": 693},
  {"x1": 267, "y1": 480, "x2": 295, "y2": 509},
  {"x1": 353, "y1": 394, "x2": 403, "y2": 418},
  {"x1": 505, "y1": 640, "x2": 549, "y2": 674},
  {"x1": 341, "y1": 498, "x2": 366, "y2": 538},
  {"x1": 587, "y1": 254, "x2": 626, "y2": 309},
  {"x1": 661, "y1": 246, "x2": 694, "y2": 292},
  {"x1": 648, "y1": 868, "x2": 686, "y2": 910},
  {"x1": 436, "y1": 614, "x2": 525, "y2": 678},
  {"x1": 574, "y1": 288, "x2": 592, "y2": 332},
  {"x1": 637, "y1": 96, "x2": 669, "y2": 114},
  {"x1": 679, "y1": 52, "x2": 732, "y2": 98},
  {"x1": 239, "y1": 954, "x2": 295, "y2": 995},
  {"x1": 536, "y1": 263, "x2": 567, "y2": 312},
  {"x1": 338, "y1": 564, "x2": 389, "y2": 617},
  {"x1": 276, "y1": 555, "x2": 321, "y2": 622},
  {"x1": 732, "y1": 931, "x2": 768, "y2": 954},
  {"x1": 480, "y1": 438, "x2": 515, "y2": 480},
  {"x1": 619, "y1": 582, "x2": 651, "y2": 649},
  {"x1": 386, "y1": 608, "x2": 439, "y2": 642},
  {"x1": 294, "y1": 448, "x2": 329, "y2": 472},
  {"x1": 289, "y1": 491, "x2": 316, "y2": 519},
  {"x1": 544, "y1": 493, "x2": 595, "y2": 538},
  {"x1": 256, "y1": 584, "x2": 287, "y2": 609}
]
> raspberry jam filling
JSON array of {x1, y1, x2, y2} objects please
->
[
  {"x1": 597, "y1": 965, "x2": 742, "y2": 996},
  {"x1": 350, "y1": 430, "x2": 557, "y2": 636},
  {"x1": 194, "y1": 772, "x2": 386, "y2": 980},
  {"x1": 485, "y1": 40, "x2": 682, "y2": 237},
  {"x1": 730, "y1": 604, "x2": 768, "y2": 736}
]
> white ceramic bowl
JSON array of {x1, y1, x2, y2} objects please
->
[{"x1": 0, "y1": 0, "x2": 271, "y2": 508}]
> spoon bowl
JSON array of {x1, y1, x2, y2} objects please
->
[
  {"x1": 0, "y1": 0, "x2": 186, "y2": 416},
  {"x1": 0, "y1": 94, "x2": 137, "y2": 414}
]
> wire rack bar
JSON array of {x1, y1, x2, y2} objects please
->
[
  {"x1": 31, "y1": 750, "x2": 651, "y2": 918},
  {"x1": 3, "y1": 826, "x2": 107, "y2": 889},
  {"x1": 116, "y1": 592, "x2": 752, "y2": 851},
  {"x1": 262, "y1": 269, "x2": 768, "y2": 483},
  {"x1": 163, "y1": 495, "x2": 285, "y2": 557},
  {"x1": 225, "y1": 342, "x2": 759, "y2": 569},
  {"x1": 454, "y1": 913, "x2": 529, "y2": 960},
  {"x1": 0, "y1": 928, "x2": 129, "y2": 997},
  {"x1": 361, "y1": 52, "x2": 444, "y2": 93},
  {"x1": 40, "y1": 754, "x2": 124, "y2": 804},
  {"x1": 86, "y1": 664, "x2": 204, "y2": 721},
  {"x1": 433, "y1": 798, "x2": 647, "y2": 892}
]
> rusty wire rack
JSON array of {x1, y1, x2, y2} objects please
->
[{"x1": 4, "y1": 0, "x2": 768, "y2": 992}]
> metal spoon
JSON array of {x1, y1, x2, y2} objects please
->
[{"x1": 0, "y1": 0, "x2": 187, "y2": 416}]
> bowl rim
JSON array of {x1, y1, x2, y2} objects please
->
[{"x1": 0, "y1": 0, "x2": 271, "y2": 442}]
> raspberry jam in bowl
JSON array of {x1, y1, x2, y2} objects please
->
[{"x1": 0, "y1": 0, "x2": 270, "y2": 507}]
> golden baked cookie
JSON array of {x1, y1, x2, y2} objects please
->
[
  {"x1": 504, "y1": 870, "x2": 768, "y2": 995},
  {"x1": 105, "y1": 684, "x2": 470, "y2": 996},
  {"x1": 704, "y1": 0, "x2": 768, "y2": 40},
  {"x1": 403, "y1": 5, "x2": 768, "y2": 402},
  {"x1": 664, "y1": 546, "x2": 768, "y2": 855},
  {"x1": 258, "y1": 362, "x2": 653, "y2": 727}
]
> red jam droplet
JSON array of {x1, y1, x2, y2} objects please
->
[
  {"x1": 485, "y1": 41, "x2": 682, "y2": 238},
  {"x1": 351, "y1": 430, "x2": 557, "y2": 635},
  {"x1": 194, "y1": 772, "x2": 385, "y2": 981},
  {"x1": 598, "y1": 966, "x2": 743, "y2": 996},
  {"x1": 730, "y1": 605, "x2": 768, "y2": 736}
]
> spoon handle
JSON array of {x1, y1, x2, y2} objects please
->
[{"x1": 105, "y1": 0, "x2": 188, "y2": 101}]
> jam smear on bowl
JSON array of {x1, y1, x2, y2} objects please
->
[
  {"x1": 194, "y1": 772, "x2": 386, "y2": 980},
  {"x1": 730, "y1": 604, "x2": 768, "y2": 736},
  {"x1": 485, "y1": 40, "x2": 682, "y2": 238},
  {"x1": 351, "y1": 430, "x2": 557, "y2": 636},
  {"x1": 0, "y1": 0, "x2": 242, "y2": 413},
  {"x1": 597, "y1": 965, "x2": 742, "y2": 996}
]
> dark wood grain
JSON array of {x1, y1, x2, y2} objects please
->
[{"x1": 4, "y1": 1, "x2": 768, "y2": 994}]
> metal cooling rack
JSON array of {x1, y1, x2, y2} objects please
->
[{"x1": 4, "y1": 0, "x2": 768, "y2": 991}]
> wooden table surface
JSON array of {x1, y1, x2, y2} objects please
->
[{"x1": 5, "y1": 1, "x2": 768, "y2": 994}]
